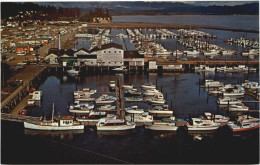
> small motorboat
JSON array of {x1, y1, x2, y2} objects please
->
[
  {"x1": 67, "y1": 69, "x2": 79, "y2": 75},
  {"x1": 143, "y1": 89, "x2": 160, "y2": 96},
  {"x1": 148, "y1": 105, "x2": 173, "y2": 115},
  {"x1": 112, "y1": 66, "x2": 127, "y2": 72},
  {"x1": 203, "y1": 112, "x2": 230, "y2": 123},
  {"x1": 125, "y1": 106, "x2": 144, "y2": 114},
  {"x1": 186, "y1": 118, "x2": 220, "y2": 131},
  {"x1": 96, "y1": 117, "x2": 135, "y2": 131},
  {"x1": 228, "y1": 119, "x2": 260, "y2": 132},
  {"x1": 145, "y1": 122, "x2": 178, "y2": 131},
  {"x1": 124, "y1": 89, "x2": 142, "y2": 96},
  {"x1": 204, "y1": 80, "x2": 223, "y2": 88},
  {"x1": 97, "y1": 105, "x2": 116, "y2": 111},
  {"x1": 74, "y1": 93, "x2": 95, "y2": 102},
  {"x1": 125, "y1": 112, "x2": 153, "y2": 123},
  {"x1": 125, "y1": 97, "x2": 143, "y2": 102},
  {"x1": 217, "y1": 97, "x2": 242, "y2": 105},
  {"x1": 122, "y1": 85, "x2": 133, "y2": 90},
  {"x1": 74, "y1": 88, "x2": 97, "y2": 96},
  {"x1": 95, "y1": 94, "x2": 117, "y2": 104},
  {"x1": 109, "y1": 81, "x2": 116, "y2": 89},
  {"x1": 141, "y1": 84, "x2": 156, "y2": 89},
  {"x1": 229, "y1": 103, "x2": 249, "y2": 111}
]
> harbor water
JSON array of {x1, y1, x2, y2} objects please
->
[{"x1": 2, "y1": 71, "x2": 259, "y2": 164}]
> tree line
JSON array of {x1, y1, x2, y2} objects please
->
[
  {"x1": 1, "y1": 2, "x2": 81, "y2": 21},
  {"x1": 79, "y1": 7, "x2": 112, "y2": 22}
]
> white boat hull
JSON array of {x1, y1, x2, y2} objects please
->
[
  {"x1": 24, "y1": 122, "x2": 84, "y2": 130},
  {"x1": 96, "y1": 100, "x2": 115, "y2": 104},
  {"x1": 69, "y1": 109, "x2": 90, "y2": 114},
  {"x1": 96, "y1": 124, "x2": 136, "y2": 131},
  {"x1": 148, "y1": 110, "x2": 173, "y2": 114},
  {"x1": 145, "y1": 125, "x2": 178, "y2": 131},
  {"x1": 74, "y1": 98, "x2": 95, "y2": 102},
  {"x1": 187, "y1": 125, "x2": 219, "y2": 131}
]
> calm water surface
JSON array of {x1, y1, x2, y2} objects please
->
[{"x1": 112, "y1": 15, "x2": 259, "y2": 31}]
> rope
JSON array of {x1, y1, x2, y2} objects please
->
[{"x1": 48, "y1": 138, "x2": 132, "y2": 164}]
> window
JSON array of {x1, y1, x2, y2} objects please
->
[
  {"x1": 109, "y1": 62, "x2": 111, "y2": 64},
  {"x1": 119, "y1": 51, "x2": 121, "y2": 53},
  {"x1": 104, "y1": 51, "x2": 106, "y2": 53},
  {"x1": 109, "y1": 51, "x2": 111, "y2": 53},
  {"x1": 91, "y1": 62, "x2": 93, "y2": 64},
  {"x1": 114, "y1": 51, "x2": 116, "y2": 53}
]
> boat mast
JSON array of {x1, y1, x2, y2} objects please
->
[{"x1": 52, "y1": 102, "x2": 55, "y2": 123}]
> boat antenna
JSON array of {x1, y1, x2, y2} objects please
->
[{"x1": 52, "y1": 102, "x2": 55, "y2": 123}]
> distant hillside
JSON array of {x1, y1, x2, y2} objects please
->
[{"x1": 67, "y1": 2, "x2": 259, "y2": 15}]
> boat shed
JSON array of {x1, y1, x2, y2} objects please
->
[{"x1": 124, "y1": 51, "x2": 144, "y2": 67}]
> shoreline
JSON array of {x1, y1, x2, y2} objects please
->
[{"x1": 88, "y1": 22, "x2": 259, "y2": 33}]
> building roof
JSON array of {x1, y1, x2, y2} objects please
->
[
  {"x1": 48, "y1": 48, "x2": 74, "y2": 56},
  {"x1": 100, "y1": 43, "x2": 123, "y2": 50},
  {"x1": 124, "y1": 51, "x2": 144, "y2": 59}
]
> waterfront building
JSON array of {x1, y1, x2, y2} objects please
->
[
  {"x1": 74, "y1": 48, "x2": 98, "y2": 67},
  {"x1": 97, "y1": 43, "x2": 124, "y2": 67},
  {"x1": 124, "y1": 51, "x2": 144, "y2": 67}
]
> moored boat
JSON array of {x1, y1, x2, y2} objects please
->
[
  {"x1": 95, "y1": 94, "x2": 117, "y2": 104},
  {"x1": 186, "y1": 118, "x2": 220, "y2": 131},
  {"x1": 96, "y1": 118, "x2": 136, "y2": 131},
  {"x1": 145, "y1": 122, "x2": 178, "y2": 131},
  {"x1": 228, "y1": 119, "x2": 260, "y2": 132},
  {"x1": 24, "y1": 103, "x2": 84, "y2": 130}
]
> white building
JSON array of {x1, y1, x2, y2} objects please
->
[
  {"x1": 74, "y1": 48, "x2": 98, "y2": 66},
  {"x1": 97, "y1": 43, "x2": 124, "y2": 67}
]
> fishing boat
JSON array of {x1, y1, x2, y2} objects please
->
[
  {"x1": 203, "y1": 112, "x2": 230, "y2": 123},
  {"x1": 228, "y1": 119, "x2": 260, "y2": 132},
  {"x1": 217, "y1": 97, "x2": 242, "y2": 105},
  {"x1": 97, "y1": 105, "x2": 116, "y2": 111},
  {"x1": 74, "y1": 88, "x2": 97, "y2": 96},
  {"x1": 95, "y1": 94, "x2": 117, "y2": 104},
  {"x1": 24, "y1": 103, "x2": 84, "y2": 130},
  {"x1": 96, "y1": 117, "x2": 136, "y2": 131},
  {"x1": 149, "y1": 105, "x2": 173, "y2": 115},
  {"x1": 229, "y1": 103, "x2": 249, "y2": 111},
  {"x1": 141, "y1": 84, "x2": 156, "y2": 89},
  {"x1": 145, "y1": 122, "x2": 178, "y2": 131},
  {"x1": 74, "y1": 93, "x2": 95, "y2": 102},
  {"x1": 186, "y1": 118, "x2": 220, "y2": 131},
  {"x1": 125, "y1": 112, "x2": 153, "y2": 123},
  {"x1": 125, "y1": 106, "x2": 144, "y2": 114},
  {"x1": 124, "y1": 89, "x2": 142, "y2": 96}
]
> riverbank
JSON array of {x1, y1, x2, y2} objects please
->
[{"x1": 87, "y1": 22, "x2": 259, "y2": 33}]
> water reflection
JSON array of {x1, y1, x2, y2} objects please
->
[{"x1": 24, "y1": 129, "x2": 84, "y2": 141}]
